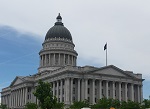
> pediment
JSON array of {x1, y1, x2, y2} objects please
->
[
  {"x1": 93, "y1": 65, "x2": 133, "y2": 78},
  {"x1": 10, "y1": 76, "x2": 25, "y2": 86}
]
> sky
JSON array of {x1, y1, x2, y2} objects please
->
[{"x1": 0, "y1": 0, "x2": 150, "y2": 103}]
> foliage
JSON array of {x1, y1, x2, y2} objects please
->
[
  {"x1": 24, "y1": 102, "x2": 38, "y2": 109},
  {"x1": 141, "y1": 99, "x2": 150, "y2": 109},
  {"x1": 0, "y1": 104, "x2": 7, "y2": 109},
  {"x1": 70, "y1": 100, "x2": 90, "y2": 109},
  {"x1": 91, "y1": 98, "x2": 120, "y2": 109},
  {"x1": 120, "y1": 100, "x2": 141, "y2": 109},
  {"x1": 33, "y1": 80, "x2": 64, "y2": 109}
]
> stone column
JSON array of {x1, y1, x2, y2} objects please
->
[
  {"x1": 70, "y1": 78, "x2": 73, "y2": 104},
  {"x1": 78, "y1": 79, "x2": 81, "y2": 101},
  {"x1": 68, "y1": 55, "x2": 70, "y2": 65},
  {"x1": 60, "y1": 80, "x2": 63, "y2": 102},
  {"x1": 57, "y1": 81, "x2": 59, "y2": 99},
  {"x1": 106, "y1": 81, "x2": 108, "y2": 99},
  {"x1": 140, "y1": 85, "x2": 143, "y2": 103},
  {"x1": 113, "y1": 81, "x2": 115, "y2": 99},
  {"x1": 137, "y1": 85, "x2": 140, "y2": 102},
  {"x1": 72, "y1": 56, "x2": 74, "y2": 66},
  {"x1": 65, "y1": 78, "x2": 70, "y2": 104},
  {"x1": 92, "y1": 79, "x2": 95, "y2": 104},
  {"x1": 81, "y1": 79, "x2": 85, "y2": 100},
  {"x1": 25, "y1": 87, "x2": 27, "y2": 105},
  {"x1": 54, "y1": 54, "x2": 55, "y2": 66},
  {"x1": 119, "y1": 82, "x2": 121, "y2": 101},
  {"x1": 49, "y1": 54, "x2": 51, "y2": 66},
  {"x1": 85, "y1": 79, "x2": 88, "y2": 100},
  {"x1": 59, "y1": 53, "x2": 60, "y2": 65},
  {"x1": 53, "y1": 82, "x2": 55, "y2": 96},
  {"x1": 99, "y1": 80, "x2": 102, "y2": 99},
  {"x1": 64, "y1": 54, "x2": 66, "y2": 65},
  {"x1": 131, "y1": 83, "x2": 134, "y2": 101},
  {"x1": 125, "y1": 83, "x2": 127, "y2": 102},
  {"x1": 45, "y1": 54, "x2": 47, "y2": 66},
  {"x1": 15, "y1": 90, "x2": 17, "y2": 107},
  {"x1": 9, "y1": 93, "x2": 11, "y2": 108},
  {"x1": 22, "y1": 88, "x2": 25, "y2": 106}
]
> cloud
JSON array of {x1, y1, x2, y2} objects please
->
[{"x1": 0, "y1": 0, "x2": 150, "y2": 98}]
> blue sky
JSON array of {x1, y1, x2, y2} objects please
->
[
  {"x1": 0, "y1": 25, "x2": 149, "y2": 100},
  {"x1": 0, "y1": 0, "x2": 150, "y2": 102}
]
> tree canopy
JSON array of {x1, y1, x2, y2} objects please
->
[{"x1": 33, "y1": 80, "x2": 64, "y2": 109}]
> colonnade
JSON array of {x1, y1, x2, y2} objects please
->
[
  {"x1": 40, "y1": 53, "x2": 76, "y2": 67},
  {"x1": 1, "y1": 78, "x2": 143, "y2": 108},
  {"x1": 1, "y1": 87, "x2": 33, "y2": 109},
  {"x1": 51, "y1": 78, "x2": 143, "y2": 105}
]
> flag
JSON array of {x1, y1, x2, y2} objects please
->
[{"x1": 104, "y1": 43, "x2": 107, "y2": 50}]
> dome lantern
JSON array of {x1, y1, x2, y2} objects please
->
[{"x1": 56, "y1": 13, "x2": 62, "y2": 22}]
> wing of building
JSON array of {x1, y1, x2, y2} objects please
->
[{"x1": 1, "y1": 14, "x2": 144, "y2": 109}]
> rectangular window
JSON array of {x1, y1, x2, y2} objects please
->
[
  {"x1": 59, "y1": 89, "x2": 60, "y2": 95},
  {"x1": 88, "y1": 97, "x2": 90, "y2": 102},
  {"x1": 63, "y1": 89, "x2": 64, "y2": 94},
  {"x1": 63, "y1": 80, "x2": 65, "y2": 85},
  {"x1": 88, "y1": 80, "x2": 90, "y2": 85},
  {"x1": 88, "y1": 88, "x2": 90, "y2": 94},
  {"x1": 95, "y1": 98, "x2": 97, "y2": 103},
  {"x1": 95, "y1": 89, "x2": 97, "y2": 95},
  {"x1": 73, "y1": 80, "x2": 75, "y2": 84},
  {"x1": 73, "y1": 88, "x2": 75, "y2": 94},
  {"x1": 59, "y1": 81, "x2": 61, "y2": 86},
  {"x1": 55, "y1": 90, "x2": 57, "y2": 95},
  {"x1": 73, "y1": 96, "x2": 75, "y2": 102}
]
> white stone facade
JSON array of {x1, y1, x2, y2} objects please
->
[{"x1": 1, "y1": 14, "x2": 144, "y2": 109}]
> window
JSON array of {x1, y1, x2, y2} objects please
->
[
  {"x1": 73, "y1": 96, "x2": 75, "y2": 102},
  {"x1": 59, "y1": 81, "x2": 61, "y2": 86},
  {"x1": 73, "y1": 88, "x2": 75, "y2": 94},
  {"x1": 88, "y1": 80, "x2": 90, "y2": 85},
  {"x1": 95, "y1": 98, "x2": 97, "y2": 103},
  {"x1": 108, "y1": 82, "x2": 110, "y2": 87},
  {"x1": 55, "y1": 90, "x2": 57, "y2": 95},
  {"x1": 88, "y1": 88, "x2": 90, "y2": 94},
  {"x1": 88, "y1": 97, "x2": 90, "y2": 102},
  {"x1": 59, "y1": 89, "x2": 60, "y2": 95},
  {"x1": 63, "y1": 80, "x2": 65, "y2": 85},
  {"x1": 62, "y1": 97, "x2": 64, "y2": 102},
  {"x1": 108, "y1": 90, "x2": 110, "y2": 96},
  {"x1": 73, "y1": 79, "x2": 75, "y2": 84},
  {"x1": 63, "y1": 89, "x2": 64, "y2": 94},
  {"x1": 95, "y1": 89, "x2": 97, "y2": 95}
]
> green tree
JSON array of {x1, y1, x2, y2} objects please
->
[
  {"x1": 120, "y1": 100, "x2": 141, "y2": 109},
  {"x1": 33, "y1": 80, "x2": 64, "y2": 109},
  {"x1": 70, "y1": 100, "x2": 89, "y2": 109},
  {"x1": 0, "y1": 104, "x2": 7, "y2": 109},
  {"x1": 24, "y1": 102, "x2": 38, "y2": 109},
  {"x1": 91, "y1": 98, "x2": 119, "y2": 109},
  {"x1": 141, "y1": 99, "x2": 150, "y2": 109}
]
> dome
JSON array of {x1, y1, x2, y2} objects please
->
[{"x1": 45, "y1": 14, "x2": 72, "y2": 41}]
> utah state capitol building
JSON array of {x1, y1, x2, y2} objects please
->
[{"x1": 1, "y1": 14, "x2": 144, "y2": 109}]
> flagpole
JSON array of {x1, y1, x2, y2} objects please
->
[{"x1": 106, "y1": 45, "x2": 107, "y2": 66}]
